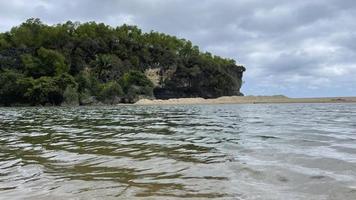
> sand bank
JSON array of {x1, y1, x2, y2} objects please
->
[{"x1": 135, "y1": 95, "x2": 356, "y2": 105}]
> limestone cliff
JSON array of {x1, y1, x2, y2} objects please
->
[{"x1": 145, "y1": 64, "x2": 245, "y2": 99}]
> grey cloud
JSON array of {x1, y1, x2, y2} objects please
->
[{"x1": 0, "y1": 0, "x2": 355, "y2": 97}]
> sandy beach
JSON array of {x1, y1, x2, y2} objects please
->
[{"x1": 135, "y1": 95, "x2": 356, "y2": 105}]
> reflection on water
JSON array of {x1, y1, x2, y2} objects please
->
[{"x1": 1, "y1": 104, "x2": 356, "y2": 199}]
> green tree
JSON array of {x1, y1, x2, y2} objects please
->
[
  {"x1": 24, "y1": 74, "x2": 77, "y2": 105},
  {"x1": 120, "y1": 71, "x2": 153, "y2": 91},
  {"x1": 25, "y1": 76, "x2": 62, "y2": 105},
  {"x1": 22, "y1": 48, "x2": 69, "y2": 78},
  {"x1": 0, "y1": 34, "x2": 10, "y2": 50},
  {"x1": 10, "y1": 18, "x2": 46, "y2": 48},
  {"x1": 92, "y1": 54, "x2": 123, "y2": 82},
  {"x1": 0, "y1": 70, "x2": 29, "y2": 106},
  {"x1": 38, "y1": 47, "x2": 69, "y2": 75},
  {"x1": 120, "y1": 71, "x2": 154, "y2": 102},
  {"x1": 98, "y1": 81, "x2": 123, "y2": 104},
  {"x1": 0, "y1": 18, "x2": 245, "y2": 105}
]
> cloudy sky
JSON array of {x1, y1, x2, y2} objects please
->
[{"x1": 1, "y1": 0, "x2": 355, "y2": 97}]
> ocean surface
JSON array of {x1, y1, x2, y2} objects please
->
[{"x1": 0, "y1": 104, "x2": 356, "y2": 200}]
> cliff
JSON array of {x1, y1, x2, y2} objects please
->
[
  {"x1": 0, "y1": 18, "x2": 245, "y2": 106},
  {"x1": 150, "y1": 64, "x2": 245, "y2": 99}
]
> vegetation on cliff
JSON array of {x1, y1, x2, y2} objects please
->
[{"x1": 0, "y1": 18, "x2": 245, "y2": 106}]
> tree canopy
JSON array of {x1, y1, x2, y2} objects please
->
[{"x1": 0, "y1": 18, "x2": 245, "y2": 106}]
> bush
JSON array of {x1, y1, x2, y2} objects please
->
[
  {"x1": 76, "y1": 71, "x2": 91, "y2": 94},
  {"x1": 63, "y1": 86, "x2": 79, "y2": 106},
  {"x1": 54, "y1": 73, "x2": 77, "y2": 91},
  {"x1": 120, "y1": 71, "x2": 154, "y2": 102},
  {"x1": 24, "y1": 74, "x2": 77, "y2": 106},
  {"x1": 25, "y1": 76, "x2": 62, "y2": 105},
  {"x1": 120, "y1": 71, "x2": 154, "y2": 91},
  {"x1": 78, "y1": 89, "x2": 93, "y2": 105},
  {"x1": 0, "y1": 70, "x2": 32, "y2": 106},
  {"x1": 98, "y1": 81, "x2": 123, "y2": 104},
  {"x1": 22, "y1": 48, "x2": 69, "y2": 78}
]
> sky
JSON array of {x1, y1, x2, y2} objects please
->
[{"x1": 1, "y1": 0, "x2": 356, "y2": 97}]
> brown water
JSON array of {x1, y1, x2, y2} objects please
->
[{"x1": 0, "y1": 104, "x2": 356, "y2": 200}]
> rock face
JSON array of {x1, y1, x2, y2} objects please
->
[{"x1": 146, "y1": 64, "x2": 245, "y2": 99}]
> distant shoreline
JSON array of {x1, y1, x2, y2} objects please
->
[
  {"x1": 2, "y1": 96, "x2": 356, "y2": 107},
  {"x1": 135, "y1": 96, "x2": 356, "y2": 105}
]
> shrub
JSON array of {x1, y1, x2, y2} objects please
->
[
  {"x1": 63, "y1": 86, "x2": 79, "y2": 106},
  {"x1": 98, "y1": 81, "x2": 123, "y2": 104},
  {"x1": 0, "y1": 70, "x2": 26, "y2": 106},
  {"x1": 121, "y1": 71, "x2": 153, "y2": 88},
  {"x1": 120, "y1": 71, "x2": 154, "y2": 102},
  {"x1": 25, "y1": 76, "x2": 62, "y2": 105},
  {"x1": 24, "y1": 74, "x2": 77, "y2": 106}
]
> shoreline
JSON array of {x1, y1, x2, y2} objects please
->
[
  {"x1": 135, "y1": 96, "x2": 356, "y2": 105},
  {"x1": 2, "y1": 96, "x2": 356, "y2": 107}
]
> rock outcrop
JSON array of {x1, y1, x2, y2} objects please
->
[{"x1": 146, "y1": 64, "x2": 245, "y2": 99}]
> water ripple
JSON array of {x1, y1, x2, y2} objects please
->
[{"x1": 1, "y1": 104, "x2": 356, "y2": 199}]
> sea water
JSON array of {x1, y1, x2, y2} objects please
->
[{"x1": 0, "y1": 104, "x2": 356, "y2": 199}]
